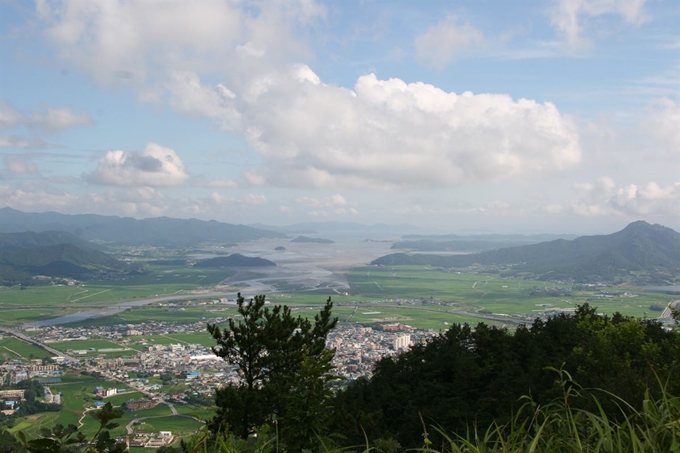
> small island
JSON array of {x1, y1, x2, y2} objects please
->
[
  {"x1": 291, "y1": 236, "x2": 335, "y2": 244},
  {"x1": 194, "y1": 253, "x2": 275, "y2": 268},
  {"x1": 275, "y1": 246, "x2": 286, "y2": 251}
]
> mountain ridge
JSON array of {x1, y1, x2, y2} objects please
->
[
  {"x1": 0, "y1": 207, "x2": 286, "y2": 246},
  {"x1": 372, "y1": 221, "x2": 680, "y2": 284}
]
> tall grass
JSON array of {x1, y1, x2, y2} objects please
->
[{"x1": 174, "y1": 368, "x2": 680, "y2": 453}]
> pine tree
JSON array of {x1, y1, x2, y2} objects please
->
[{"x1": 207, "y1": 293, "x2": 338, "y2": 448}]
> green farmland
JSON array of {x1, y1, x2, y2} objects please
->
[{"x1": 0, "y1": 337, "x2": 53, "y2": 360}]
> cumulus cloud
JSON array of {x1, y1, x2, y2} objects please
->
[
  {"x1": 550, "y1": 0, "x2": 650, "y2": 47},
  {"x1": 33, "y1": 1, "x2": 582, "y2": 191},
  {"x1": 571, "y1": 177, "x2": 679, "y2": 217},
  {"x1": 415, "y1": 15, "x2": 484, "y2": 67},
  {"x1": 3, "y1": 156, "x2": 38, "y2": 174},
  {"x1": 85, "y1": 142, "x2": 189, "y2": 187},
  {"x1": 35, "y1": 0, "x2": 323, "y2": 86},
  {"x1": 239, "y1": 69, "x2": 581, "y2": 189}
]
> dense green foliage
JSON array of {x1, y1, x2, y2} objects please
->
[
  {"x1": 329, "y1": 303, "x2": 680, "y2": 446},
  {"x1": 373, "y1": 221, "x2": 680, "y2": 283},
  {"x1": 0, "y1": 230, "x2": 138, "y2": 286},
  {"x1": 207, "y1": 294, "x2": 338, "y2": 450}
]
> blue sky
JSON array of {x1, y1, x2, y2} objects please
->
[{"x1": 0, "y1": 0, "x2": 678, "y2": 234}]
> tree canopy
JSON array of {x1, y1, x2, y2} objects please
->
[{"x1": 207, "y1": 293, "x2": 338, "y2": 449}]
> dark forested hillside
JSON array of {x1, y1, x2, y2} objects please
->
[
  {"x1": 0, "y1": 230, "x2": 99, "y2": 251},
  {"x1": 0, "y1": 237, "x2": 132, "y2": 286},
  {"x1": 372, "y1": 221, "x2": 680, "y2": 283},
  {"x1": 329, "y1": 305, "x2": 680, "y2": 446},
  {"x1": 0, "y1": 207, "x2": 286, "y2": 246}
]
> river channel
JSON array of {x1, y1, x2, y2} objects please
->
[{"x1": 23, "y1": 237, "x2": 395, "y2": 328}]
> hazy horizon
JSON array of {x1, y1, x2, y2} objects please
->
[{"x1": 1, "y1": 1, "x2": 678, "y2": 235}]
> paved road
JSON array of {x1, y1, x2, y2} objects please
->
[{"x1": 0, "y1": 325, "x2": 79, "y2": 361}]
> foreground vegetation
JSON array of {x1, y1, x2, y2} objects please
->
[
  {"x1": 3, "y1": 368, "x2": 678, "y2": 452},
  {"x1": 2, "y1": 297, "x2": 678, "y2": 451}
]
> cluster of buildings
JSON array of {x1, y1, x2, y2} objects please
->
[{"x1": 0, "y1": 360, "x2": 63, "y2": 386}]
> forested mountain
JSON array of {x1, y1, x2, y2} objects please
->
[
  {"x1": 0, "y1": 242, "x2": 131, "y2": 286},
  {"x1": 391, "y1": 232, "x2": 578, "y2": 252},
  {"x1": 0, "y1": 207, "x2": 286, "y2": 246},
  {"x1": 194, "y1": 254, "x2": 275, "y2": 268},
  {"x1": 0, "y1": 230, "x2": 99, "y2": 252},
  {"x1": 372, "y1": 221, "x2": 680, "y2": 283}
]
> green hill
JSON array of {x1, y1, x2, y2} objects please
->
[
  {"x1": 0, "y1": 240, "x2": 131, "y2": 286},
  {"x1": 194, "y1": 254, "x2": 275, "y2": 268},
  {"x1": 372, "y1": 221, "x2": 680, "y2": 283},
  {"x1": 0, "y1": 230, "x2": 99, "y2": 252}
]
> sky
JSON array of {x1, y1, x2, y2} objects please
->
[{"x1": 0, "y1": 0, "x2": 678, "y2": 235}]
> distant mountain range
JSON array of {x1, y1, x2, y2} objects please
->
[
  {"x1": 372, "y1": 221, "x2": 680, "y2": 284},
  {"x1": 0, "y1": 208, "x2": 286, "y2": 246},
  {"x1": 0, "y1": 231, "x2": 133, "y2": 286},
  {"x1": 392, "y1": 233, "x2": 579, "y2": 253}
]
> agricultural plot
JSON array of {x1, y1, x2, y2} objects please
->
[
  {"x1": 0, "y1": 268, "x2": 237, "y2": 325},
  {"x1": 0, "y1": 337, "x2": 52, "y2": 360},
  {"x1": 347, "y1": 266, "x2": 676, "y2": 322},
  {"x1": 133, "y1": 415, "x2": 203, "y2": 435}
]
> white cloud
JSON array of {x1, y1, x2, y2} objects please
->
[
  {"x1": 243, "y1": 171, "x2": 266, "y2": 186},
  {"x1": 3, "y1": 156, "x2": 38, "y2": 174},
  {"x1": 0, "y1": 182, "x2": 80, "y2": 211},
  {"x1": 0, "y1": 101, "x2": 26, "y2": 130},
  {"x1": 295, "y1": 194, "x2": 348, "y2": 208},
  {"x1": 32, "y1": 105, "x2": 93, "y2": 132},
  {"x1": 414, "y1": 15, "x2": 484, "y2": 67},
  {"x1": 33, "y1": 1, "x2": 582, "y2": 192},
  {"x1": 166, "y1": 72, "x2": 240, "y2": 129},
  {"x1": 571, "y1": 177, "x2": 679, "y2": 217},
  {"x1": 550, "y1": 0, "x2": 650, "y2": 47},
  {"x1": 0, "y1": 100, "x2": 92, "y2": 148},
  {"x1": 35, "y1": 0, "x2": 323, "y2": 87},
  {"x1": 85, "y1": 142, "x2": 189, "y2": 187},
  {"x1": 239, "y1": 70, "x2": 581, "y2": 189}
]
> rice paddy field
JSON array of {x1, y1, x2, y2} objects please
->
[{"x1": 1, "y1": 264, "x2": 676, "y2": 329}]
